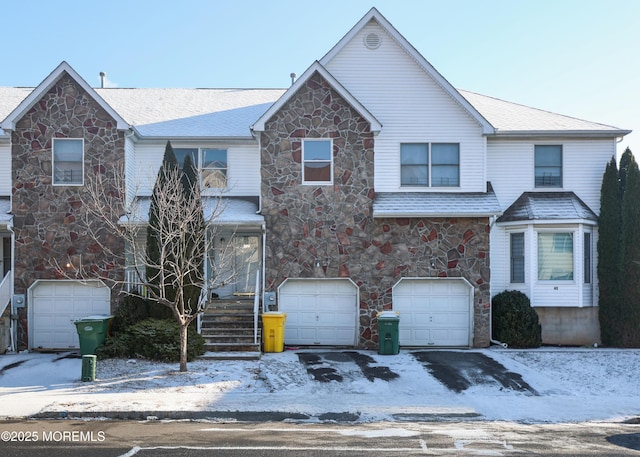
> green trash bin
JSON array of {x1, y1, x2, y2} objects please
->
[
  {"x1": 74, "y1": 315, "x2": 112, "y2": 356},
  {"x1": 377, "y1": 311, "x2": 400, "y2": 355}
]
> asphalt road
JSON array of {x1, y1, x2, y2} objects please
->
[{"x1": 1, "y1": 419, "x2": 639, "y2": 456}]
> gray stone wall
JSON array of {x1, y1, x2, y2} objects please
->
[
  {"x1": 11, "y1": 75, "x2": 125, "y2": 313},
  {"x1": 261, "y1": 72, "x2": 491, "y2": 348}
]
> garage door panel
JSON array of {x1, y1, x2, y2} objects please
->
[
  {"x1": 279, "y1": 279, "x2": 357, "y2": 346},
  {"x1": 31, "y1": 281, "x2": 110, "y2": 350},
  {"x1": 393, "y1": 279, "x2": 471, "y2": 347}
]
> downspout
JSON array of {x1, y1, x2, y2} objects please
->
[{"x1": 488, "y1": 214, "x2": 508, "y2": 348}]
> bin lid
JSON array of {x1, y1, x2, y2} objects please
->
[
  {"x1": 377, "y1": 311, "x2": 400, "y2": 319},
  {"x1": 75, "y1": 314, "x2": 113, "y2": 322}
]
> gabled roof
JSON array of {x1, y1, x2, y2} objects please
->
[
  {"x1": 97, "y1": 88, "x2": 284, "y2": 139},
  {"x1": 251, "y1": 61, "x2": 382, "y2": 134},
  {"x1": 0, "y1": 61, "x2": 129, "y2": 132},
  {"x1": 319, "y1": 7, "x2": 495, "y2": 136},
  {"x1": 373, "y1": 188, "x2": 502, "y2": 218},
  {"x1": 496, "y1": 192, "x2": 598, "y2": 224},
  {"x1": 460, "y1": 90, "x2": 631, "y2": 138}
]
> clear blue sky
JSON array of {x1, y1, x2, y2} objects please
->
[{"x1": 1, "y1": 0, "x2": 637, "y2": 156}]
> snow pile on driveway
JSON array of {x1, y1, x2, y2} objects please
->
[{"x1": 0, "y1": 348, "x2": 638, "y2": 423}]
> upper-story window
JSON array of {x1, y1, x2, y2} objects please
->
[
  {"x1": 302, "y1": 139, "x2": 332, "y2": 185},
  {"x1": 535, "y1": 145, "x2": 562, "y2": 187},
  {"x1": 174, "y1": 148, "x2": 227, "y2": 189},
  {"x1": 52, "y1": 138, "x2": 84, "y2": 185},
  {"x1": 401, "y1": 143, "x2": 459, "y2": 187}
]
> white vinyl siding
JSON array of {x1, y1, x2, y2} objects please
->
[
  {"x1": 491, "y1": 224, "x2": 596, "y2": 308},
  {"x1": 324, "y1": 21, "x2": 487, "y2": 193},
  {"x1": 487, "y1": 138, "x2": 616, "y2": 215},
  {"x1": 133, "y1": 142, "x2": 260, "y2": 197},
  {"x1": 0, "y1": 142, "x2": 10, "y2": 196},
  {"x1": 124, "y1": 136, "x2": 136, "y2": 206}
]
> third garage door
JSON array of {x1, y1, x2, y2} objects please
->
[
  {"x1": 392, "y1": 278, "x2": 471, "y2": 347},
  {"x1": 278, "y1": 279, "x2": 357, "y2": 346}
]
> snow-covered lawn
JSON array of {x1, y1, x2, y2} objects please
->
[{"x1": 0, "y1": 348, "x2": 638, "y2": 424}]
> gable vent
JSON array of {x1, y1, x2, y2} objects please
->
[{"x1": 364, "y1": 32, "x2": 381, "y2": 50}]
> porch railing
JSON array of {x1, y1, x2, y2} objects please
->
[
  {"x1": 253, "y1": 270, "x2": 260, "y2": 345},
  {"x1": 0, "y1": 270, "x2": 11, "y2": 317}
]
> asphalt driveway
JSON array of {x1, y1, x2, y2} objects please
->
[{"x1": 298, "y1": 350, "x2": 537, "y2": 395}]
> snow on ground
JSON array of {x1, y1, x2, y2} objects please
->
[{"x1": 0, "y1": 348, "x2": 638, "y2": 424}]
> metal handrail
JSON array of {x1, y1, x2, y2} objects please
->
[{"x1": 253, "y1": 270, "x2": 260, "y2": 345}]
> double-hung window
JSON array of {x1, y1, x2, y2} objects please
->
[
  {"x1": 202, "y1": 149, "x2": 227, "y2": 188},
  {"x1": 302, "y1": 139, "x2": 332, "y2": 184},
  {"x1": 52, "y1": 138, "x2": 84, "y2": 185},
  {"x1": 535, "y1": 145, "x2": 562, "y2": 187},
  {"x1": 401, "y1": 143, "x2": 459, "y2": 187},
  {"x1": 174, "y1": 147, "x2": 228, "y2": 189}
]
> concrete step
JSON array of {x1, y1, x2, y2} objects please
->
[{"x1": 204, "y1": 342, "x2": 261, "y2": 353}]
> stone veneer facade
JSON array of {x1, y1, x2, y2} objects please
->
[
  {"x1": 11, "y1": 75, "x2": 125, "y2": 347},
  {"x1": 261, "y1": 72, "x2": 491, "y2": 348}
]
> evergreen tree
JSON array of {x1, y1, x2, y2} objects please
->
[
  {"x1": 619, "y1": 154, "x2": 640, "y2": 346},
  {"x1": 180, "y1": 153, "x2": 205, "y2": 314},
  {"x1": 146, "y1": 142, "x2": 178, "y2": 319},
  {"x1": 597, "y1": 156, "x2": 622, "y2": 345},
  {"x1": 619, "y1": 147, "x2": 634, "y2": 197}
]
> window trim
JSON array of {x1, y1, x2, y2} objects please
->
[
  {"x1": 302, "y1": 139, "x2": 333, "y2": 185},
  {"x1": 52, "y1": 138, "x2": 84, "y2": 186},
  {"x1": 537, "y1": 230, "x2": 574, "y2": 281},
  {"x1": 583, "y1": 232, "x2": 592, "y2": 284},
  {"x1": 173, "y1": 147, "x2": 229, "y2": 190},
  {"x1": 510, "y1": 232, "x2": 525, "y2": 283},
  {"x1": 534, "y1": 144, "x2": 563, "y2": 188},
  {"x1": 400, "y1": 142, "x2": 460, "y2": 188}
]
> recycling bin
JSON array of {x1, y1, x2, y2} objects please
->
[
  {"x1": 74, "y1": 315, "x2": 112, "y2": 356},
  {"x1": 377, "y1": 311, "x2": 400, "y2": 355},
  {"x1": 262, "y1": 312, "x2": 286, "y2": 353},
  {"x1": 81, "y1": 354, "x2": 97, "y2": 382}
]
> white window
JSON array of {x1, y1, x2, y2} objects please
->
[
  {"x1": 584, "y1": 232, "x2": 592, "y2": 284},
  {"x1": 303, "y1": 139, "x2": 332, "y2": 184},
  {"x1": 535, "y1": 145, "x2": 562, "y2": 188},
  {"x1": 174, "y1": 147, "x2": 228, "y2": 189},
  {"x1": 538, "y1": 232, "x2": 573, "y2": 280},
  {"x1": 202, "y1": 149, "x2": 227, "y2": 189},
  {"x1": 401, "y1": 143, "x2": 459, "y2": 187},
  {"x1": 52, "y1": 138, "x2": 83, "y2": 185},
  {"x1": 510, "y1": 232, "x2": 525, "y2": 283}
]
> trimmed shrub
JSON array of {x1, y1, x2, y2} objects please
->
[
  {"x1": 97, "y1": 318, "x2": 205, "y2": 362},
  {"x1": 110, "y1": 292, "x2": 150, "y2": 334},
  {"x1": 492, "y1": 290, "x2": 542, "y2": 348}
]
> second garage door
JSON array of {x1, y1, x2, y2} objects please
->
[
  {"x1": 278, "y1": 279, "x2": 358, "y2": 346},
  {"x1": 392, "y1": 278, "x2": 472, "y2": 347}
]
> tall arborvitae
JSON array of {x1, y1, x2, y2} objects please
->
[
  {"x1": 180, "y1": 153, "x2": 205, "y2": 314},
  {"x1": 619, "y1": 154, "x2": 640, "y2": 346},
  {"x1": 146, "y1": 141, "x2": 178, "y2": 319},
  {"x1": 597, "y1": 156, "x2": 622, "y2": 345},
  {"x1": 619, "y1": 147, "x2": 634, "y2": 197}
]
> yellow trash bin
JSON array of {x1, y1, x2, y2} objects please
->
[{"x1": 262, "y1": 312, "x2": 286, "y2": 352}]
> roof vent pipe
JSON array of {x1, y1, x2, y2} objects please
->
[
  {"x1": 290, "y1": 72, "x2": 296, "y2": 86},
  {"x1": 99, "y1": 72, "x2": 106, "y2": 89}
]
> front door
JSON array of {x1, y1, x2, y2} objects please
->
[
  {"x1": 210, "y1": 234, "x2": 260, "y2": 299},
  {"x1": 233, "y1": 235, "x2": 260, "y2": 295}
]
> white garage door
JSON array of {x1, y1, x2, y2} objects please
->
[
  {"x1": 30, "y1": 280, "x2": 111, "y2": 350},
  {"x1": 393, "y1": 278, "x2": 471, "y2": 347},
  {"x1": 278, "y1": 279, "x2": 357, "y2": 346}
]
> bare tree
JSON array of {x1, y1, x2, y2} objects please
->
[{"x1": 66, "y1": 150, "x2": 237, "y2": 372}]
